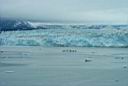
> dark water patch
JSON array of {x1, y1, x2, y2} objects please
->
[
  {"x1": 115, "y1": 79, "x2": 119, "y2": 82},
  {"x1": 123, "y1": 65, "x2": 127, "y2": 69},
  {"x1": 0, "y1": 51, "x2": 31, "y2": 58},
  {"x1": 114, "y1": 57, "x2": 125, "y2": 60},
  {"x1": 0, "y1": 62, "x2": 28, "y2": 67},
  {"x1": 0, "y1": 51, "x2": 4, "y2": 53},
  {"x1": 112, "y1": 62, "x2": 128, "y2": 63}
]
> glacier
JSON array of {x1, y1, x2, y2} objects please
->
[{"x1": 0, "y1": 25, "x2": 128, "y2": 47}]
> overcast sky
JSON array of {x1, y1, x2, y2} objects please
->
[{"x1": 0, "y1": 0, "x2": 128, "y2": 24}]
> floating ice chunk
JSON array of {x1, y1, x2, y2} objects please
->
[
  {"x1": 5, "y1": 70, "x2": 15, "y2": 73},
  {"x1": 85, "y1": 58, "x2": 92, "y2": 62}
]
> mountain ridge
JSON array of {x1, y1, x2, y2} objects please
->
[{"x1": 0, "y1": 18, "x2": 128, "y2": 31}]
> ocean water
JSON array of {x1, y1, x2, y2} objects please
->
[
  {"x1": 0, "y1": 47, "x2": 128, "y2": 86},
  {"x1": 0, "y1": 25, "x2": 128, "y2": 47}
]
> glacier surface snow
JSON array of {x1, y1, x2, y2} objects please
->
[{"x1": 0, "y1": 25, "x2": 128, "y2": 47}]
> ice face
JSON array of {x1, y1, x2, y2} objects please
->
[{"x1": 0, "y1": 25, "x2": 128, "y2": 47}]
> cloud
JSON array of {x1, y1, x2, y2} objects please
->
[
  {"x1": 0, "y1": 0, "x2": 128, "y2": 24},
  {"x1": 73, "y1": 8, "x2": 128, "y2": 23}
]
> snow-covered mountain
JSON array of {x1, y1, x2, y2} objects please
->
[
  {"x1": 0, "y1": 18, "x2": 34, "y2": 31},
  {"x1": 1, "y1": 18, "x2": 128, "y2": 31}
]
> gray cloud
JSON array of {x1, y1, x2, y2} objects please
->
[{"x1": 0, "y1": 0, "x2": 128, "y2": 24}]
